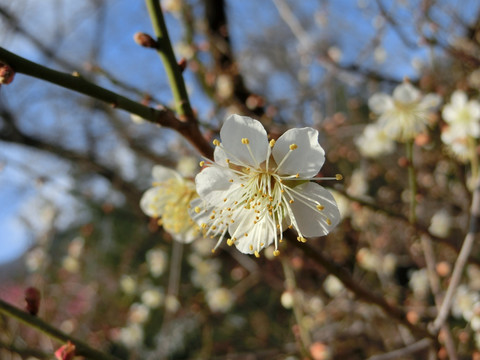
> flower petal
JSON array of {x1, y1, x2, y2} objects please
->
[
  {"x1": 451, "y1": 90, "x2": 467, "y2": 107},
  {"x1": 219, "y1": 114, "x2": 268, "y2": 167},
  {"x1": 152, "y1": 165, "x2": 179, "y2": 182},
  {"x1": 420, "y1": 93, "x2": 442, "y2": 110},
  {"x1": 288, "y1": 182, "x2": 340, "y2": 237},
  {"x1": 393, "y1": 83, "x2": 420, "y2": 104},
  {"x1": 140, "y1": 187, "x2": 167, "y2": 217},
  {"x1": 229, "y1": 213, "x2": 276, "y2": 254},
  {"x1": 195, "y1": 166, "x2": 236, "y2": 202},
  {"x1": 273, "y1": 127, "x2": 325, "y2": 177},
  {"x1": 368, "y1": 93, "x2": 394, "y2": 114}
]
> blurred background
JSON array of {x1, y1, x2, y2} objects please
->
[{"x1": 1, "y1": 0, "x2": 480, "y2": 359}]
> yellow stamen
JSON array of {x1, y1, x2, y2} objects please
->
[
  {"x1": 269, "y1": 139, "x2": 276, "y2": 147},
  {"x1": 254, "y1": 251, "x2": 260, "y2": 258},
  {"x1": 273, "y1": 250, "x2": 280, "y2": 256},
  {"x1": 241, "y1": 138, "x2": 250, "y2": 144},
  {"x1": 289, "y1": 144, "x2": 298, "y2": 150},
  {"x1": 336, "y1": 174, "x2": 343, "y2": 181},
  {"x1": 194, "y1": 207, "x2": 201, "y2": 213},
  {"x1": 199, "y1": 161, "x2": 205, "y2": 167},
  {"x1": 213, "y1": 139, "x2": 220, "y2": 146},
  {"x1": 326, "y1": 218, "x2": 332, "y2": 225},
  {"x1": 316, "y1": 205, "x2": 324, "y2": 211}
]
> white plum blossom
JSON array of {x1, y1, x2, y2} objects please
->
[
  {"x1": 205, "y1": 287, "x2": 235, "y2": 313},
  {"x1": 428, "y1": 209, "x2": 452, "y2": 238},
  {"x1": 189, "y1": 115, "x2": 341, "y2": 257},
  {"x1": 442, "y1": 90, "x2": 480, "y2": 138},
  {"x1": 140, "y1": 165, "x2": 199, "y2": 243},
  {"x1": 355, "y1": 123, "x2": 395, "y2": 158},
  {"x1": 369, "y1": 82, "x2": 441, "y2": 142},
  {"x1": 441, "y1": 127, "x2": 469, "y2": 162}
]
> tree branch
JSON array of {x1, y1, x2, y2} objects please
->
[{"x1": 0, "y1": 298, "x2": 121, "y2": 360}]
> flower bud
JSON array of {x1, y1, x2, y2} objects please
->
[
  {"x1": 133, "y1": 32, "x2": 157, "y2": 48},
  {"x1": 178, "y1": 57, "x2": 187, "y2": 72},
  {"x1": 0, "y1": 62, "x2": 15, "y2": 85},
  {"x1": 25, "y1": 287, "x2": 41, "y2": 315},
  {"x1": 55, "y1": 341, "x2": 76, "y2": 360}
]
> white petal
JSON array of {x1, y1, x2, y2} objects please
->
[
  {"x1": 468, "y1": 101, "x2": 480, "y2": 120},
  {"x1": 231, "y1": 215, "x2": 276, "y2": 254},
  {"x1": 195, "y1": 166, "x2": 235, "y2": 202},
  {"x1": 273, "y1": 127, "x2": 325, "y2": 177},
  {"x1": 219, "y1": 114, "x2": 268, "y2": 167},
  {"x1": 288, "y1": 182, "x2": 340, "y2": 237},
  {"x1": 140, "y1": 188, "x2": 166, "y2": 217},
  {"x1": 152, "y1": 165, "x2": 179, "y2": 182},
  {"x1": 442, "y1": 105, "x2": 457, "y2": 124},
  {"x1": 368, "y1": 93, "x2": 394, "y2": 114},
  {"x1": 213, "y1": 145, "x2": 229, "y2": 165},
  {"x1": 393, "y1": 83, "x2": 420, "y2": 104},
  {"x1": 420, "y1": 93, "x2": 442, "y2": 110},
  {"x1": 451, "y1": 90, "x2": 467, "y2": 107}
]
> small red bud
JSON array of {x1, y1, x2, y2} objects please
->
[
  {"x1": 25, "y1": 287, "x2": 41, "y2": 315},
  {"x1": 133, "y1": 32, "x2": 157, "y2": 48},
  {"x1": 0, "y1": 62, "x2": 15, "y2": 85},
  {"x1": 55, "y1": 341, "x2": 76, "y2": 360},
  {"x1": 178, "y1": 58, "x2": 187, "y2": 72}
]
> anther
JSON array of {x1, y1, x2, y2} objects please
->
[
  {"x1": 273, "y1": 250, "x2": 280, "y2": 256},
  {"x1": 241, "y1": 138, "x2": 250, "y2": 145},
  {"x1": 227, "y1": 239, "x2": 234, "y2": 246},
  {"x1": 289, "y1": 199, "x2": 294, "y2": 204},
  {"x1": 213, "y1": 139, "x2": 220, "y2": 146},
  {"x1": 269, "y1": 139, "x2": 276, "y2": 147},
  {"x1": 254, "y1": 251, "x2": 260, "y2": 258},
  {"x1": 199, "y1": 161, "x2": 205, "y2": 167},
  {"x1": 249, "y1": 245, "x2": 253, "y2": 251},
  {"x1": 316, "y1": 205, "x2": 324, "y2": 211},
  {"x1": 336, "y1": 174, "x2": 343, "y2": 181},
  {"x1": 289, "y1": 144, "x2": 298, "y2": 150},
  {"x1": 326, "y1": 218, "x2": 332, "y2": 225}
]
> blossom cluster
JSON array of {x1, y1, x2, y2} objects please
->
[{"x1": 140, "y1": 115, "x2": 341, "y2": 257}]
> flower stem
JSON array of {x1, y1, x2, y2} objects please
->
[
  {"x1": 406, "y1": 140, "x2": 417, "y2": 224},
  {"x1": 0, "y1": 298, "x2": 120, "y2": 360},
  {"x1": 145, "y1": 0, "x2": 194, "y2": 120}
]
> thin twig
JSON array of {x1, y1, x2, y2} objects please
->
[
  {"x1": 0, "y1": 298, "x2": 121, "y2": 360},
  {"x1": 431, "y1": 175, "x2": 480, "y2": 332},
  {"x1": 366, "y1": 338, "x2": 432, "y2": 360}
]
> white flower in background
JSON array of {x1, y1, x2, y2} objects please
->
[
  {"x1": 442, "y1": 90, "x2": 480, "y2": 138},
  {"x1": 441, "y1": 127, "x2": 469, "y2": 162},
  {"x1": 120, "y1": 275, "x2": 137, "y2": 295},
  {"x1": 128, "y1": 303, "x2": 150, "y2": 324},
  {"x1": 176, "y1": 156, "x2": 199, "y2": 178},
  {"x1": 141, "y1": 165, "x2": 199, "y2": 243},
  {"x1": 409, "y1": 268, "x2": 430, "y2": 299},
  {"x1": 356, "y1": 248, "x2": 380, "y2": 272},
  {"x1": 141, "y1": 288, "x2": 164, "y2": 309},
  {"x1": 280, "y1": 291, "x2": 294, "y2": 309},
  {"x1": 452, "y1": 285, "x2": 480, "y2": 321},
  {"x1": 428, "y1": 209, "x2": 452, "y2": 238},
  {"x1": 190, "y1": 115, "x2": 341, "y2": 257},
  {"x1": 355, "y1": 123, "x2": 395, "y2": 158},
  {"x1": 346, "y1": 168, "x2": 368, "y2": 198},
  {"x1": 323, "y1": 274, "x2": 344, "y2": 297},
  {"x1": 118, "y1": 323, "x2": 144, "y2": 348},
  {"x1": 206, "y1": 287, "x2": 235, "y2": 313},
  {"x1": 146, "y1": 248, "x2": 168, "y2": 278},
  {"x1": 368, "y1": 81, "x2": 441, "y2": 142}
]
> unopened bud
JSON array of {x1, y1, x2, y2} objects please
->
[
  {"x1": 55, "y1": 341, "x2": 76, "y2": 360},
  {"x1": 133, "y1": 32, "x2": 157, "y2": 48},
  {"x1": 25, "y1": 287, "x2": 41, "y2": 315},
  {"x1": 0, "y1": 62, "x2": 15, "y2": 85},
  {"x1": 178, "y1": 57, "x2": 187, "y2": 72}
]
